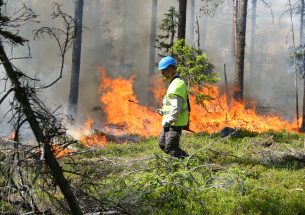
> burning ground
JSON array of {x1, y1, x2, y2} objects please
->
[
  {"x1": 77, "y1": 68, "x2": 299, "y2": 147},
  {"x1": 1, "y1": 68, "x2": 304, "y2": 214}
]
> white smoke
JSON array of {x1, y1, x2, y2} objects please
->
[{"x1": 0, "y1": 0, "x2": 302, "y2": 134}]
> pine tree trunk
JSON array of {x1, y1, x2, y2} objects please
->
[
  {"x1": 178, "y1": 0, "x2": 187, "y2": 39},
  {"x1": 300, "y1": 0, "x2": 305, "y2": 131},
  {"x1": 300, "y1": 0, "x2": 304, "y2": 46},
  {"x1": 232, "y1": 0, "x2": 238, "y2": 57},
  {"x1": 68, "y1": 0, "x2": 84, "y2": 117},
  {"x1": 0, "y1": 41, "x2": 83, "y2": 215},
  {"x1": 301, "y1": 78, "x2": 305, "y2": 132},
  {"x1": 200, "y1": 16, "x2": 208, "y2": 50},
  {"x1": 249, "y1": 0, "x2": 257, "y2": 81},
  {"x1": 233, "y1": 0, "x2": 248, "y2": 102},
  {"x1": 189, "y1": 0, "x2": 195, "y2": 45},
  {"x1": 148, "y1": 0, "x2": 158, "y2": 106},
  {"x1": 119, "y1": 0, "x2": 127, "y2": 67}
]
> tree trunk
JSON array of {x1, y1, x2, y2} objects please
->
[
  {"x1": 200, "y1": 15, "x2": 208, "y2": 50},
  {"x1": 148, "y1": 0, "x2": 158, "y2": 106},
  {"x1": 300, "y1": 0, "x2": 305, "y2": 131},
  {"x1": 178, "y1": 0, "x2": 187, "y2": 39},
  {"x1": 249, "y1": 0, "x2": 257, "y2": 81},
  {"x1": 301, "y1": 0, "x2": 304, "y2": 46},
  {"x1": 189, "y1": 0, "x2": 195, "y2": 45},
  {"x1": 0, "y1": 42, "x2": 83, "y2": 215},
  {"x1": 119, "y1": 0, "x2": 127, "y2": 69},
  {"x1": 233, "y1": 0, "x2": 248, "y2": 102},
  {"x1": 301, "y1": 78, "x2": 305, "y2": 131},
  {"x1": 68, "y1": 0, "x2": 84, "y2": 117},
  {"x1": 231, "y1": 0, "x2": 238, "y2": 57}
]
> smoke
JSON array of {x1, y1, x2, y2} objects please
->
[
  {"x1": 0, "y1": 0, "x2": 302, "y2": 135},
  {"x1": 196, "y1": 0, "x2": 299, "y2": 119}
]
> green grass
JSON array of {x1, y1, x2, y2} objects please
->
[
  {"x1": 2, "y1": 131, "x2": 305, "y2": 214},
  {"x1": 60, "y1": 131, "x2": 305, "y2": 214}
]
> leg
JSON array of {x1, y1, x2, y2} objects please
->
[
  {"x1": 164, "y1": 127, "x2": 188, "y2": 158},
  {"x1": 158, "y1": 129, "x2": 166, "y2": 152}
]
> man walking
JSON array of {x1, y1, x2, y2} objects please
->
[{"x1": 157, "y1": 56, "x2": 189, "y2": 158}]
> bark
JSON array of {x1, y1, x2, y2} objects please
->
[
  {"x1": 301, "y1": 0, "x2": 304, "y2": 46},
  {"x1": 288, "y1": 0, "x2": 299, "y2": 127},
  {"x1": 302, "y1": 78, "x2": 305, "y2": 131},
  {"x1": 178, "y1": 0, "x2": 187, "y2": 39},
  {"x1": 148, "y1": 0, "x2": 158, "y2": 106},
  {"x1": 233, "y1": 0, "x2": 248, "y2": 102},
  {"x1": 249, "y1": 0, "x2": 257, "y2": 81},
  {"x1": 119, "y1": 0, "x2": 127, "y2": 67},
  {"x1": 300, "y1": 0, "x2": 305, "y2": 131},
  {"x1": 200, "y1": 16, "x2": 208, "y2": 50},
  {"x1": 231, "y1": 0, "x2": 238, "y2": 57},
  {"x1": 0, "y1": 42, "x2": 82, "y2": 214},
  {"x1": 68, "y1": 0, "x2": 84, "y2": 117},
  {"x1": 189, "y1": 0, "x2": 195, "y2": 45}
]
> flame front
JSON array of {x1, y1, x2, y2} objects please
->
[
  {"x1": 52, "y1": 145, "x2": 74, "y2": 159},
  {"x1": 188, "y1": 87, "x2": 298, "y2": 133},
  {"x1": 79, "y1": 68, "x2": 298, "y2": 147},
  {"x1": 97, "y1": 68, "x2": 161, "y2": 137}
]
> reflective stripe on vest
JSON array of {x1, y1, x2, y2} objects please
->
[{"x1": 162, "y1": 77, "x2": 189, "y2": 126}]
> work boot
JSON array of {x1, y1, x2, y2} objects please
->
[{"x1": 172, "y1": 149, "x2": 189, "y2": 159}]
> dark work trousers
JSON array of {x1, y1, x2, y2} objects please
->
[{"x1": 158, "y1": 126, "x2": 189, "y2": 158}]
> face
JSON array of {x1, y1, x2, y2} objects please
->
[{"x1": 161, "y1": 67, "x2": 175, "y2": 80}]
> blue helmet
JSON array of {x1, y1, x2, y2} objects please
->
[{"x1": 158, "y1": 56, "x2": 176, "y2": 70}]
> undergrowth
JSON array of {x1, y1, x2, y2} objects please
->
[
  {"x1": 61, "y1": 131, "x2": 305, "y2": 214},
  {"x1": 2, "y1": 131, "x2": 305, "y2": 214}
]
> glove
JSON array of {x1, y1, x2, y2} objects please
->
[
  {"x1": 156, "y1": 109, "x2": 163, "y2": 116},
  {"x1": 162, "y1": 120, "x2": 170, "y2": 132}
]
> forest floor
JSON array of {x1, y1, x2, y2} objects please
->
[
  {"x1": 60, "y1": 130, "x2": 305, "y2": 214},
  {"x1": 2, "y1": 130, "x2": 305, "y2": 214}
]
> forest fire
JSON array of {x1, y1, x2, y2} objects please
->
[
  {"x1": 79, "y1": 68, "x2": 299, "y2": 147},
  {"x1": 52, "y1": 145, "x2": 75, "y2": 159}
]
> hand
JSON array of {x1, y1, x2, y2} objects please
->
[
  {"x1": 162, "y1": 121, "x2": 170, "y2": 132},
  {"x1": 156, "y1": 109, "x2": 163, "y2": 116},
  {"x1": 162, "y1": 120, "x2": 170, "y2": 128}
]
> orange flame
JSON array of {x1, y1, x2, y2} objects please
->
[
  {"x1": 97, "y1": 68, "x2": 161, "y2": 137},
  {"x1": 79, "y1": 68, "x2": 299, "y2": 147},
  {"x1": 83, "y1": 117, "x2": 94, "y2": 135},
  {"x1": 52, "y1": 145, "x2": 74, "y2": 159},
  {"x1": 188, "y1": 87, "x2": 298, "y2": 133},
  {"x1": 80, "y1": 132, "x2": 107, "y2": 147}
]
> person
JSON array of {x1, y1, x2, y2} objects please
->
[{"x1": 157, "y1": 56, "x2": 189, "y2": 158}]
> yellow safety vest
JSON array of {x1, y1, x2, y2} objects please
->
[{"x1": 162, "y1": 76, "x2": 189, "y2": 126}]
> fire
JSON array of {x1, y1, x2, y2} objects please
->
[
  {"x1": 188, "y1": 87, "x2": 298, "y2": 133},
  {"x1": 80, "y1": 132, "x2": 107, "y2": 147},
  {"x1": 52, "y1": 145, "x2": 75, "y2": 159},
  {"x1": 97, "y1": 68, "x2": 161, "y2": 137},
  {"x1": 79, "y1": 68, "x2": 299, "y2": 147},
  {"x1": 83, "y1": 117, "x2": 94, "y2": 135}
]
